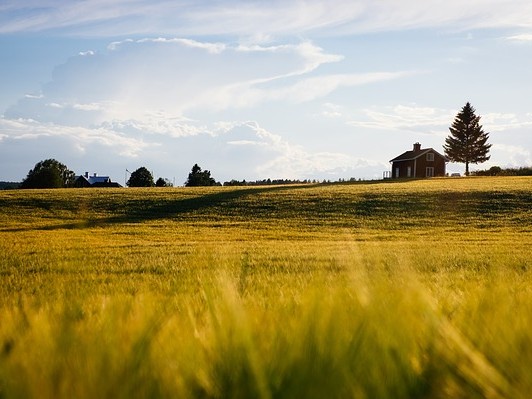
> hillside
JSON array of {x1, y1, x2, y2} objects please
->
[
  {"x1": 0, "y1": 177, "x2": 531, "y2": 398},
  {"x1": 1, "y1": 177, "x2": 530, "y2": 234}
]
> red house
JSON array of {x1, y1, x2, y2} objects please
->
[{"x1": 389, "y1": 143, "x2": 447, "y2": 178}]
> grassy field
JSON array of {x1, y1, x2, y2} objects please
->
[{"x1": 0, "y1": 177, "x2": 531, "y2": 398}]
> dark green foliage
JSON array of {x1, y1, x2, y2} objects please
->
[
  {"x1": 223, "y1": 178, "x2": 313, "y2": 186},
  {"x1": 185, "y1": 164, "x2": 219, "y2": 187},
  {"x1": 0, "y1": 182, "x2": 21, "y2": 190},
  {"x1": 155, "y1": 178, "x2": 172, "y2": 187},
  {"x1": 127, "y1": 167, "x2": 155, "y2": 187},
  {"x1": 20, "y1": 159, "x2": 75, "y2": 189},
  {"x1": 444, "y1": 102, "x2": 491, "y2": 176},
  {"x1": 473, "y1": 166, "x2": 532, "y2": 176}
]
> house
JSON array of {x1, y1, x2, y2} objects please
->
[
  {"x1": 389, "y1": 143, "x2": 447, "y2": 178},
  {"x1": 74, "y1": 172, "x2": 121, "y2": 188}
]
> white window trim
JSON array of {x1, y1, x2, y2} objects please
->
[
  {"x1": 426, "y1": 152, "x2": 434, "y2": 161},
  {"x1": 426, "y1": 167, "x2": 434, "y2": 177}
]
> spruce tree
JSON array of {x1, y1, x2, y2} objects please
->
[{"x1": 444, "y1": 102, "x2": 491, "y2": 176}]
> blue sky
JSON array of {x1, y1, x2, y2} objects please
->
[{"x1": 1, "y1": 1, "x2": 531, "y2": 184}]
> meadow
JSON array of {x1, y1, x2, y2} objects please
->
[{"x1": 0, "y1": 177, "x2": 531, "y2": 398}]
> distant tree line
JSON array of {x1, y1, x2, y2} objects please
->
[
  {"x1": 224, "y1": 178, "x2": 310, "y2": 186},
  {"x1": 14, "y1": 159, "x2": 224, "y2": 189},
  {"x1": 0, "y1": 182, "x2": 21, "y2": 190},
  {"x1": 222, "y1": 178, "x2": 360, "y2": 186},
  {"x1": 12, "y1": 158, "x2": 368, "y2": 190},
  {"x1": 471, "y1": 166, "x2": 532, "y2": 176}
]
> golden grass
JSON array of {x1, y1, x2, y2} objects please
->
[{"x1": 0, "y1": 177, "x2": 531, "y2": 398}]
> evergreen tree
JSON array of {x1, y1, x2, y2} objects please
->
[
  {"x1": 127, "y1": 167, "x2": 155, "y2": 187},
  {"x1": 444, "y1": 102, "x2": 491, "y2": 176},
  {"x1": 21, "y1": 159, "x2": 75, "y2": 189},
  {"x1": 185, "y1": 164, "x2": 218, "y2": 187}
]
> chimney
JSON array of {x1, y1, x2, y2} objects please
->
[
  {"x1": 84, "y1": 172, "x2": 89, "y2": 178},
  {"x1": 413, "y1": 142, "x2": 421, "y2": 152},
  {"x1": 93, "y1": 173, "x2": 97, "y2": 177}
]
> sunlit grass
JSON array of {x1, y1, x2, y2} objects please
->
[{"x1": 0, "y1": 177, "x2": 531, "y2": 398}]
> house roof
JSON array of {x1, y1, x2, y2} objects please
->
[
  {"x1": 88, "y1": 176, "x2": 110, "y2": 184},
  {"x1": 75, "y1": 175, "x2": 111, "y2": 185},
  {"x1": 389, "y1": 148, "x2": 447, "y2": 163}
]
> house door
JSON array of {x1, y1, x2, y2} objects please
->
[
  {"x1": 395, "y1": 167, "x2": 400, "y2": 178},
  {"x1": 407, "y1": 166, "x2": 412, "y2": 177},
  {"x1": 426, "y1": 167, "x2": 434, "y2": 177}
]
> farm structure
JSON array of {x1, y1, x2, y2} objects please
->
[
  {"x1": 389, "y1": 143, "x2": 447, "y2": 178},
  {"x1": 74, "y1": 172, "x2": 121, "y2": 188}
]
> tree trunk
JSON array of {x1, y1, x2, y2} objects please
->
[{"x1": 465, "y1": 162, "x2": 469, "y2": 176}]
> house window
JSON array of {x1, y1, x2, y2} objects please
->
[
  {"x1": 426, "y1": 152, "x2": 434, "y2": 161},
  {"x1": 426, "y1": 167, "x2": 434, "y2": 177},
  {"x1": 395, "y1": 167, "x2": 400, "y2": 178},
  {"x1": 407, "y1": 166, "x2": 411, "y2": 177}
]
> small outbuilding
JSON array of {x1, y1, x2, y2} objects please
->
[{"x1": 389, "y1": 143, "x2": 447, "y2": 179}]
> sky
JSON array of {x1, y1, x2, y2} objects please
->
[{"x1": 1, "y1": 1, "x2": 532, "y2": 185}]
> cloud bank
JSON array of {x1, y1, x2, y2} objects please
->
[
  {"x1": 1, "y1": 37, "x2": 406, "y2": 181},
  {"x1": 2, "y1": 1, "x2": 532, "y2": 37}
]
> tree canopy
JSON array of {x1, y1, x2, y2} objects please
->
[
  {"x1": 155, "y1": 177, "x2": 173, "y2": 187},
  {"x1": 21, "y1": 159, "x2": 75, "y2": 189},
  {"x1": 444, "y1": 102, "x2": 491, "y2": 176},
  {"x1": 127, "y1": 167, "x2": 155, "y2": 187},
  {"x1": 185, "y1": 164, "x2": 219, "y2": 187}
]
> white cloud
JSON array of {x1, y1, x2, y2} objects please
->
[
  {"x1": 349, "y1": 105, "x2": 454, "y2": 133},
  {"x1": 506, "y1": 34, "x2": 532, "y2": 42},
  {"x1": 107, "y1": 39, "x2": 134, "y2": 51},
  {"x1": 445, "y1": 57, "x2": 466, "y2": 64},
  {"x1": 72, "y1": 102, "x2": 103, "y2": 111},
  {"x1": 348, "y1": 105, "x2": 532, "y2": 136},
  {"x1": 99, "y1": 117, "x2": 204, "y2": 138},
  {"x1": 6, "y1": 36, "x2": 402, "y2": 181},
  {"x1": 266, "y1": 72, "x2": 415, "y2": 103},
  {"x1": 6, "y1": 37, "x2": 387, "y2": 122},
  {"x1": 483, "y1": 113, "x2": 532, "y2": 132},
  {"x1": 491, "y1": 143, "x2": 532, "y2": 166},
  {"x1": 3, "y1": 1, "x2": 532, "y2": 37},
  {"x1": 0, "y1": 117, "x2": 151, "y2": 157},
  {"x1": 257, "y1": 148, "x2": 386, "y2": 180},
  {"x1": 227, "y1": 140, "x2": 266, "y2": 146},
  {"x1": 1, "y1": 111, "x2": 386, "y2": 181},
  {"x1": 321, "y1": 103, "x2": 343, "y2": 118},
  {"x1": 223, "y1": 121, "x2": 384, "y2": 179},
  {"x1": 137, "y1": 37, "x2": 227, "y2": 54}
]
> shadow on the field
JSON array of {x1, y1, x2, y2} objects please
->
[{"x1": 2, "y1": 184, "x2": 311, "y2": 232}]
